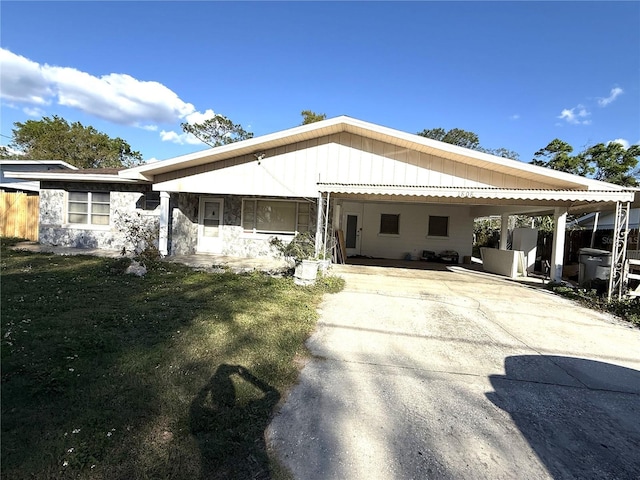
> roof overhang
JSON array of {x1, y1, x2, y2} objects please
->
[
  {"x1": 0, "y1": 181, "x2": 40, "y2": 192},
  {"x1": 0, "y1": 160, "x2": 78, "y2": 170},
  {"x1": 5, "y1": 171, "x2": 147, "y2": 184},
  {"x1": 318, "y1": 183, "x2": 635, "y2": 203}
]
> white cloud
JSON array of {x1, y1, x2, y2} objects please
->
[
  {"x1": 145, "y1": 157, "x2": 160, "y2": 163},
  {"x1": 23, "y1": 106, "x2": 45, "y2": 117},
  {"x1": 558, "y1": 104, "x2": 591, "y2": 125},
  {"x1": 184, "y1": 109, "x2": 216, "y2": 125},
  {"x1": 609, "y1": 138, "x2": 630, "y2": 149},
  {"x1": 509, "y1": 114, "x2": 520, "y2": 120},
  {"x1": 597, "y1": 87, "x2": 623, "y2": 107},
  {"x1": 0, "y1": 49, "x2": 53, "y2": 105},
  {"x1": 159, "y1": 129, "x2": 203, "y2": 145},
  {"x1": 141, "y1": 125, "x2": 158, "y2": 132},
  {"x1": 0, "y1": 47, "x2": 211, "y2": 130}
]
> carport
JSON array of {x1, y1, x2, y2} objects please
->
[{"x1": 314, "y1": 183, "x2": 634, "y2": 299}]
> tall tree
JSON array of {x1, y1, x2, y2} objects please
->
[
  {"x1": 6, "y1": 116, "x2": 143, "y2": 168},
  {"x1": 418, "y1": 127, "x2": 519, "y2": 159},
  {"x1": 181, "y1": 114, "x2": 253, "y2": 148},
  {"x1": 417, "y1": 127, "x2": 480, "y2": 150},
  {"x1": 300, "y1": 110, "x2": 327, "y2": 125},
  {"x1": 478, "y1": 147, "x2": 520, "y2": 160},
  {"x1": 581, "y1": 142, "x2": 640, "y2": 186},
  {"x1": 530, "y1": 138, "x2": 592, "y2": 176},
  {"x1": 530, "y1": 139, "x2": 639, "y2": 186},
  {"x1": 0, "y1": 146, "x2": 21, "y2": 159}
]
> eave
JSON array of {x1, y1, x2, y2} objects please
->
[
  {"x1": 5, "y1": 171, "x2": 148, "y2": 184},
  {"x1": 318, "y1": 183, "x2": 635, "y2": 203}
]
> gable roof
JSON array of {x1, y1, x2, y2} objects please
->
[{"x1": 119, "y1": 115, "x2": 626, "y2": 192}]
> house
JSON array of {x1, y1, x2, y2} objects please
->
[
  {"x1": 1, "y1": 160, "x2": 78, "y2": 193},
  {"x1": 0, "y1": 160, "x2": 77, "y2": 240},
  {"x1": 9, "y1": 116, "x2": 635, "y2": 286}
]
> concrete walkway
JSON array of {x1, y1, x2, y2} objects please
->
[
  {"x1": 267, "y1": 265, "x2": 640, "y2": 479},
  {"x1": 10, "y1": 242, "x2": 291, "y2": 273}
]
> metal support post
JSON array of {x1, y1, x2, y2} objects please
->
[{"x1": 608, "y1": 201, "x2": 630, "y2": 301}]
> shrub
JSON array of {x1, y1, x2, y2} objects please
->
[
  {"x1": 270, "y1": 232, "x2": 316, "y2": 265},
  {"x1": 546, "y1": 282, "x2": 640, "y2": 328},
  {"x1": 113, "y1": 211, "x2": 161, "y2": 266}
]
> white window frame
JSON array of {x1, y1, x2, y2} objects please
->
[
  {"x1": 241, "y1": 198, "x2": 311, "y2": 235},
  {"x1": 66, "y1": 191, "x2": 111, "y2": 227},
  {"x1": 427, "y1": 215, "x2": 449, "y2": 238}
]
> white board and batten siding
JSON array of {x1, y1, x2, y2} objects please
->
[
  {"x1": 153, "y1": 133, "x2": 557, "y2": 196},
  {"x1": 341, "y1": 200, "x2": 473, "y2": 260}
]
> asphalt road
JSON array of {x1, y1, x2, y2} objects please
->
[{"x1": 267, "y1": 265, "x2": 640, "y2": 480}]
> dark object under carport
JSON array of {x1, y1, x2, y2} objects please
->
[
  {"x1": 438, "y1": 250, "x2": 459, "y2": 264},
  {"x1": 578, "y1": 248, "x2": 611, "y2": 286}
]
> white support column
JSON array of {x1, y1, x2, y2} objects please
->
[
  {"x1": 158, "y1": 191, "x2": 170, "y2": 257},
  {"x1": 315, "y1": 192, "x2": 324, "y2": 258},
  {"x1": 550, "y1": 207, "x2": 568, "y2": 282},
  {"x1": 499, "y1": 214, "x2": 510, "y2": 250}
]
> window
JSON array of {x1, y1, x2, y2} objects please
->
[
  {"x1": 242, "y1": 199, "x2": 310, "y2": 233},
  {"x1": 68, "y1": 192, "x2": 110, "y2": 225},
  {"x1": 380, "y1": 214, "x2": 400, "y2": 235},
  {"x1": 140, "y1": 192, "x2": 160, "y2": 210},
  {"x1": 428, "y1": 215, "x2": 449, "y2": 237}
]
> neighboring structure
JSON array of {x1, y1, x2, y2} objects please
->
[
  {"x1": 0, "y1": 160, "x2": 77, "y2": 240},
  {"x1": 9, "y1": 116, "x2": 635, "y2": 285},
  {"x1": 1, "y1": 160, "x2": 78, "y2": 192}
]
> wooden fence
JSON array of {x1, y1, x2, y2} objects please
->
[{"x1": 0, "y1": 191, "x2": 39, "y2": 241}]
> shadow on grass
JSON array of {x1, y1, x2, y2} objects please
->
[
  {"x1": 190, "y1": 364, "x2": 280, "y2": 479},
  {"x1": 1, "y1": 250, "x2": 320, "y2": 478}
]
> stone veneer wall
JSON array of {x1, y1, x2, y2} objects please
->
[
  {"x1": 169, "y1": 193, "x2": 199, "y2": 255},
  {"x1": 37, "y1": 185, "x2": 324, "y2": 259},
  {"x1": 168, "y1": 193, "x2": 319, "y2": 258},
  {"x1": 39, "y1": 182, "x2": 158, "y2": 252}
]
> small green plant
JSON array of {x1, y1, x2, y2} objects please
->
[
  {"x1": 105, "y1": 256, "x2": 132, "y2": 276},
  {"x1": 270, "y1": 232, "x2": 316, "y2": 265},
  {"x1": 546, "y1": 282, "x2": 640, "y2": 327},
  {"x1": 314, "y1": 275, "x2": 346, "y2": 293}
]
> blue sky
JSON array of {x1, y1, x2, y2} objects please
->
[{"x1": 1, "y1": 1, "x2": 638, "y2": 164}]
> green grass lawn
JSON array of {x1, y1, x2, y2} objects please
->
[{"x1": 1, "y1": 241, "x2": 343, "y2": 479}]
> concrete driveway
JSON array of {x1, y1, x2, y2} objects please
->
[{"x1": 267, "y1": 265, "x2": 640, "y2": 479}]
